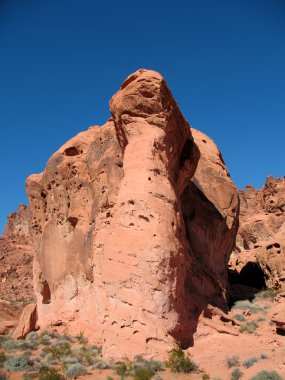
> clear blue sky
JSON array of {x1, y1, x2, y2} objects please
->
[{"x1": 1, "y1": 0, "x2": 285, "y2": 234}]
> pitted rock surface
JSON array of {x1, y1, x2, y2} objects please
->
[{"x1": 26, "y1": 69, "x2": 239, "y2": 358}]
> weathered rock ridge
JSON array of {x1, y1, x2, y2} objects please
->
[
  {"x1": 0, "y1": 205, "x2": 34, "y2": 301},
  {"x1": 230, "y1": 176, "x2": 285, "y2": 292},
  {"x1": 26, "y1": 69, "x2": 239, "y2": 358}
]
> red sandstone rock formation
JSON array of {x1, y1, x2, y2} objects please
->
[
  {"x1": 0, "y1": 205, "x2": 34, "y2": 301},
  {"x1": 230, "y1": 176, "x2": 285, "y2": 292},
  {"x1": 26, "y1": 69, "x2": 239, "y2": 358},
  {"x1": 12, "y1": 303, "x2": 37, "y2": 339}
]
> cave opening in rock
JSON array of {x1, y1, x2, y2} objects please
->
[
  {"x1": 238, "y1": 262, "x2": 267, "y2": 289},
  {"x1": 41, "y1": 280, "x2": 51, "y2": 304}
]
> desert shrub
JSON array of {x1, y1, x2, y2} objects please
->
[
  {"x1": 232, "y1": 300, "x2": 263, "y2": 314},
  {"x1": 91, "y1": 360, "x2": 111, "y2": 369},
  {"x1": 2, "y1": 339, "x2": 34, "y2": 351},
  {"x1": 0, "y1": 337, "x2": 9, "y2": 349},
  {"x1": 4, "y1": 354, "x2": 31, "y2": 372},
  {"x1": 165, "y1": 348, "x2": 198, "y2": 373},
  {"x1": 132, "y1": 366, "x2": 154, "y2": 380},
  {"x1": 231, "y1": 368, "x2": 243, "y2": 380},
  {"x1": 239, "y1": 321, "x2": 258, "y2": 334},
  {"x1": 40, "y1": 334, "x2": 52, "y2": 346},
  {"x1": 132, "y1": 356, "x2": 164, "y2": 373},
  {"x1": 115, "y1": 362, "x2": 128, "y2": 379},
  {"x1": 22, "y1": 372, "x2": 39, "y2": 379},
  {"x1": 226, "y1": 356, "x2": 240, "y2": 368},
  {"x1": 243, "y1": 356, "x2": 258, "y2": 368},
  {"x1": 56, "y1": 337, "x2": 74, "y2": 346},
  {"x1": 249, "y1": 371, "x2": 284, "y2": 380},
  {"x1": 202, "y1": 374, "x2": 210, "y2": 380},
  {"x1": 253, "y1": 289, "x2": 279, "y2": 301},
  {"x1": 234, "y1": 314, "x2": 246, "y2": 322},
  {"x1": 106, "y1": 377, "x2": 114, "y2": 380},
  {"x1": 39, "y1": 368, "x2": 65, "y2": 380},
  {"x1": 76, "y1": 345, "x2": 97, "y2": 366},
  {"x1": 257, "y1": 316, "x2": 266, "y2": 322},
  {"x1": 43, "y1": 342, "x2": 72, "y2": 360},
  {"x1": 75, "y1": 331, "x2": 88, "y2": 345},
  {"x1": 0, "y1": 352, "x2": 6, "y2": 368},
  {"x1": 64, "y1": 363, "x2": 86, "y2": 378},
  {"x1": 63, "y1": 356, "x2": 79, "y2": 365}
]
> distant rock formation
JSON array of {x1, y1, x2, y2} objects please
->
[
  {"x1": 0, "y1": 205, "x2": 34, "y2": 301},
  {"x1": 230, "y1": 176, "x2": 285, "y2": 293},
  {"x1": 26, "y1": 69, "x2": 239, "y2": 358}
]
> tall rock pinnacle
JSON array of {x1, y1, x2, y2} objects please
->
[{"x1": 26, "y1": 69, "x2": 238, "y2": 358}]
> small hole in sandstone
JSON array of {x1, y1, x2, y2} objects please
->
[
  {"x1": 148, "y1": 177, "x2": 151, "y2": 181},
  {"x1": 202, "y1": 139, "x2": 207, "y2": 144},
  {"x1": 64, "y1": 146, "x2": 80, "y2": 156},
  {"x1": 139, "y1": 215, "x2": 150, "y2": 222},
  {"x1": 171, "y1": 221, "x2": 175, "y2": 227},
  {"x1": 129, "y1": 223, "x2": 134, "y2": 226},
  {"x1": 128, "y1": 200, "x2": 135, "y2": 205},
  {"x1": 68, "y1": 217, "x2": 78, "y2": 228},
  {"x1": 41, "y1": 280, "x2": 51, "y2": 304},
  {"x1": 41, "y1": 192, "x2": 47, "y2": 198},
  {"x1": 153, "y1": 234, "x2": 156, "y2": 237},
  {"x1": 116, "y1": 162, "x2": 123, "y2": 168},
  {"x1": 67, "y1": 202, "x2": 70, "y2": 208}
]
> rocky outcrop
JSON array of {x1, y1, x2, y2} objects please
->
[
  {"x1": 230, "y1": 177, "x2": 285, "y2": 292},
  {"x1": 26, "y1": 69, "x2": 239, "y2": 358},
  {"x1": 12, "y1": 303, "x2": 37, "y2": 339},
  {"x1": 0, "y1": 205, "x2": 34, "y2": 301}
]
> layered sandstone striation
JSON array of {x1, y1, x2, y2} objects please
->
[
  {"x1": 26, "y1": 69, "x2": 239, "y2": 358},
  {"x1": 230, "y1": 176, "x2": 285, "y2": 291},
  {"x1": 0, "y1": 205, "x2": 34, "y2": 301}
]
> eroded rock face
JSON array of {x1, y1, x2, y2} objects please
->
[
  {"x1": 26, "y1": 69, "x2": 238, "y2": 358},
  {"x1": 0, "y1": 205, "x2": 34, "y2": 301},
  {"x1": 230, "y1": 177, "x2": 285, "y2": 292}
]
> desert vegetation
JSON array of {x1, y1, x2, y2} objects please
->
[{"x1": 0, "y1": 333, "x2": 200, "y2": 379}]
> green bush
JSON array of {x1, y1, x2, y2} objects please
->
[
  {"x1": 132, "y1": 356, "x2": 163, "y2": 373},
  {"x1": 22, "y1": 372, "x2": 39, "y2": 379},
  {"x1": 43, "y1": 342, "x2": 72, "y2": 360},
  {"x1": 0, "y1": 352, "x2": 6, "y2": 368},
  {"x1": 2, "y1": 339, "x2": 34, "y2": 351},
  {"x1": 239, "y1": 321, "x2": 258, "y2": 334},
  {"x1": 234, "y1": 314, "x2": 246, "y2": 322},
  {"x1": 76, "y1": 345, "x2": 97, "y2": 366},
  {"x1": 249, "y1": 371, "x2": 284, "y2": 380},
  {"x1": 39, "y1": 368, "x2": 65, "y2": 380},
  {"x1": 64, "y1": 363, "x2": 86, "y2": 378},
  {"x1": 91, "y1": 359, "x2": 111, "y2": 369},
  {"x1": 165, "y1": 348, "x2": 198, "y2": 373},
  {"x1": 231, "y1": 368, "x2": 243, "y2": 380},
  {"x1": 226, "y1": 356, "x2": 240, "y2": 368},
  {"x1": 75, "y1": 331, "x2": 88, "y2": 345},
  {"x1": 243, "y1": 356, "x2": 257, "y2": 368},
  {"x1": 132, "y1": 367, "x2": 154, "y2": 380},
  {"x1": 4, "y1": 354, "x2": 31, "y2": 372},
  {"x1": 253, "y1": 289, "x2": 279, "y2": 301},
  {"x1": 115, "y1": 362, "x2": 128, "y2": 379},
  {"x1": 232, "y1": 300, "x2": 263, "y2": 314}
]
